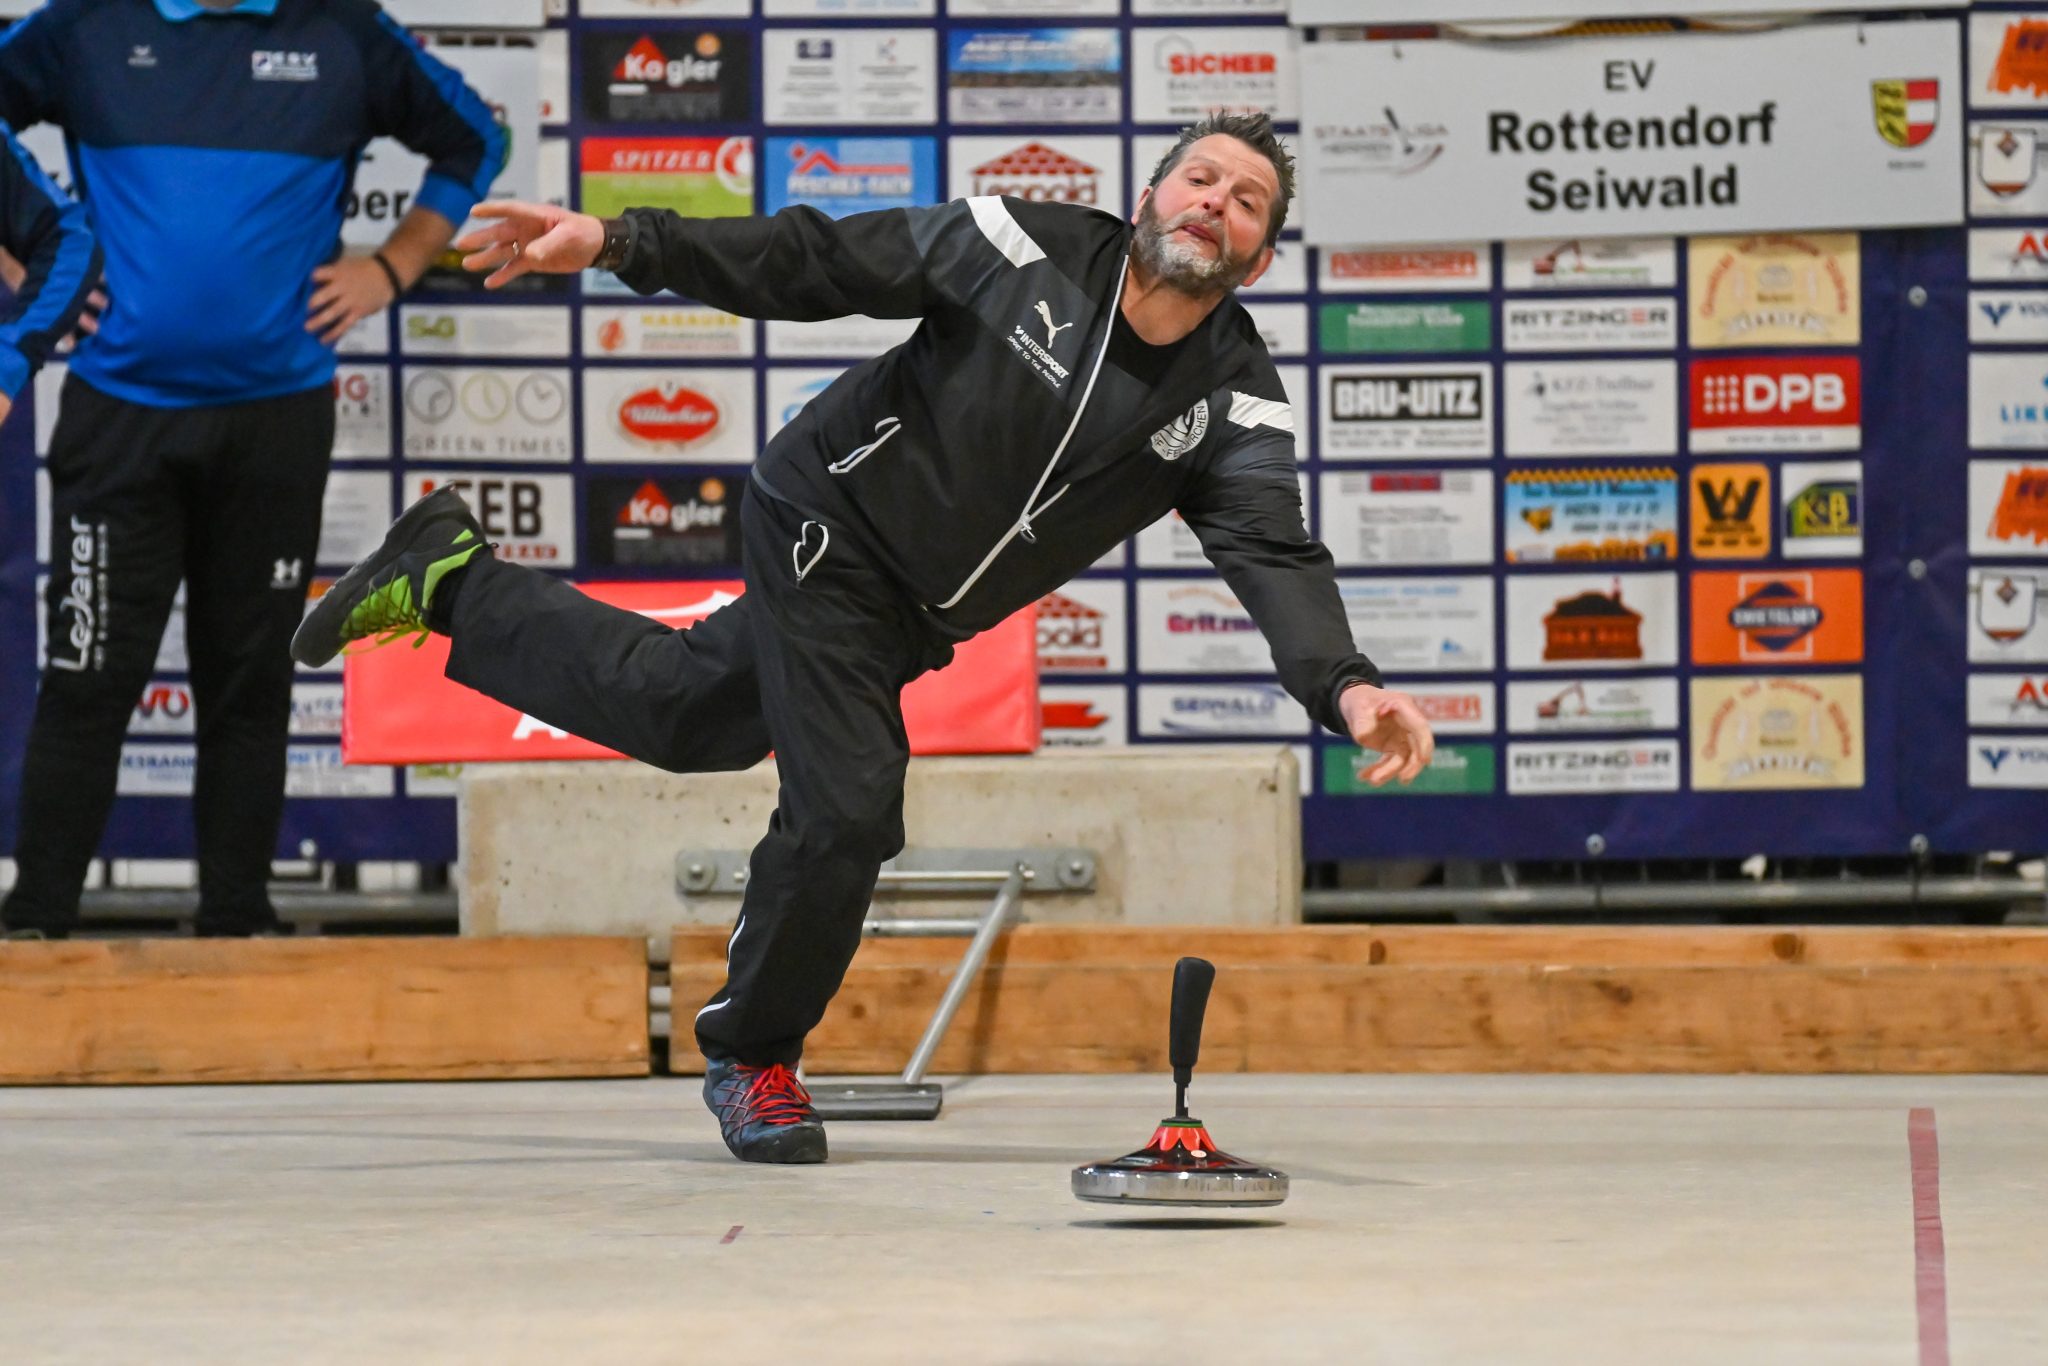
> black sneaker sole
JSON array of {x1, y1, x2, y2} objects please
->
[
  {"x1": 729, "y1": 1121, "x2": 829, "y2": 1165},
  {"x1": 290, "y1": 487, "x2": 473, "y2": 668}
]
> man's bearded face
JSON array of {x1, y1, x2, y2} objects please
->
[{"x1": 1131, "y1": 193, "x2": 1263, "y2": 296}]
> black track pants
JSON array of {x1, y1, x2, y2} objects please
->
[
  {"x1": 4, "y1": 373, "x2": 333, "y2": 934},
  {"x1": 445, "y1": 486, "x2": 954, "y2": 1066}
]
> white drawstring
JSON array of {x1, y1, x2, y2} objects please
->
[
  {"x1": 792, "y1": 521, "x2": 830, "y2": 584},
  {"x1": 828, "y1": 416, "x2": 902, "y2": 474}
]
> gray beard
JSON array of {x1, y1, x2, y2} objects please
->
[{"x1": 1131, "y1": 201, "x2": 1258, "y2": 297}]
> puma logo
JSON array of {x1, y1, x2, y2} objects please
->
[{"x1": 1034, "y1": 300, "x2": 1072, "y2": 349}]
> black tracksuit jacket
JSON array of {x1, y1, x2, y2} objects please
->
[{"x1": 611, "y1": 194, "x2": 1382, "y2": 736}]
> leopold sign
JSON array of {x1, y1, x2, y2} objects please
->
[{"x1": 1299, "y1": 22, "x2": 1961, "y2": 244}]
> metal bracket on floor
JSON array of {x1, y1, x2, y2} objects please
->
[{"x1": 673, "y1": 846, "x2": 1097, "y2": 1121}]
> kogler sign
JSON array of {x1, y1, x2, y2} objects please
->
[{"x1": 1298, "y1": 21, "x2": 1961, "y2": 245}]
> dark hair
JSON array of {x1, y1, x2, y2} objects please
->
[{"x1": 1146, "y1": 111, "x2": 1295, "y2": 248}]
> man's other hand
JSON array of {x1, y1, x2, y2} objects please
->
[
  {"x1": 306, "y1": 255, "x2": 395, "y2": 345},
  {"x1": 455, "y1": 202, "x2": 604, "y2": 288},
  {"x1": 1337, "y1": 682, "x2": 1436, "y2": 787}
]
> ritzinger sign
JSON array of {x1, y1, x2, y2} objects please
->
[{"x1": 1298, "y1": 22, "x2": 1961, "y2": 245}]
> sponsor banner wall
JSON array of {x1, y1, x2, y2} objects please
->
[
  {"x1": 7, "y1": 7, "x2": 2039, "y2": 866},
  {"x1": 1299, "y1": 24, "x2": 1963, "y2": 245}
]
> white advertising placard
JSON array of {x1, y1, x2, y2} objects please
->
[
  {"x1": 947, "y1": 134, "x2": 1125, "y2": 213},
  {"x1": 1970, "y1": 352, "x2": 2048, "y2": 449},
  {"x1": 332, "y1": 365, "x2": 392, "y2": 459},
  {"x1": 398, "y1": 305, "x2": 570, "y2": 359},
  {"x1": 1970, "y1": 291, "x2": 2048, "y2": 344},
  {"x1": 763, "y1": 30, "x2": 939, "y2": 127},
  {"x1": 579, "y1": 0, "x2": 751, "y2": 16},
  {"x1": 317, "y1": 471, "x2": 394, "y2": 568},
  {"x1": 1038, "y1": 579, "x2": 1126, "y2": 674},
  {"x1": 1505, "y1": 572, "x2": 1680, "y2": 671},
  {"x1": 581, "y1": 367, "x2": 758, "y2": 464},
  {"x1": 1968, "y1": 735, "x2": 2048, "y2": 788},
  {"x1": 1403, "y1": 681, "x2": 1498, "y2": 736},
  {"x1": 1501, "y1": 236, "x2": 1676, "y2": 290},
  {"x1": 401, "y1": 366, "x2": 572, "y2": 463},
  {"x1": 764, "y1": 0, "x2": 934, "y2": 13},
  {"x1": 1292, "y1": 0, "x2": 1929, "y2": 19},
  {"x1": 1131, "y1": 26, "x2": 1298, "y2": 123},
  {"x1": 1318, "y1": 469, "x2": 1494, "y2": 567},
  {"x1": 131, "y1": 681, "x2": 197, "y2": 738},
  {"x1": 1335, "y1": 575, "x2": 1495, "y2": 674},
  {"x1": 1503, "y1": 359, "x2": 1678, "y2": 458},
  {"x1": 1316, "y1": 243, "x2": 1491, "y2": 294},
  {"x1": 1136, "y1": 579, "x2": 1271, "y2": 674},
  {"x1": 584, "y1": 306, "x2": 755, "y2": 360},
  {"x1": 1505, "y1": 739, "x2": 1682, "y2": 795},
  {"x1": 381, "y1": 0, "x2": 545, "y2": 24},
  {"x1": 289, "y1": 683, "x2": 347, "y2": 740},
  {"x1": 118, "y1": 745, "x2": 197, "y2": 798},
  {"x1": 406, "y1": 471, "x2": 576, "y2": 569},
  {"x1": 1320, "y1": 363, "x2": 1493, "y2": 461},
  {"x1": 1968, "y1": 228, "x2": 2048, "y2": 282},
  {"x1": 1244, "y1": 302, "x2": 1309, "y2": 357},
  {"x1": 1137, "y1": 683, "x2": 1310, "y2": 739},
  {"x1": 1971, "y1": 123, "x2": 2048, "y2": 216},
  {"x1": 1968, "y1": 674, "x2": 2048, "y2": 729},
  {"x1": 286, "y1": 746, "x2": 396, "y2": 799},
  {"x1": 1502, "y1": 297, "x2": 1678, "y2": 352},
  {"x1": 1040, "y1": 684, "x2": 1128, "y2": 749},
  {"x1": 1970, "y1": 568, "x2": 2048, "y2": 663},
  {"x1": 1298, "y1": 23, "x2": 1962, "y2": 245},
  {"x1": 1505, "y1": 676, "x2": 1681, "y2": 735},
  {"x1": 344, "y1": 46, "x2": 538, "y2": 248},
  {"x1": 765, "y1": 315, "x2": 921, "y2": 359}
]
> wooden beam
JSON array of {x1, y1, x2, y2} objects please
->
[
  {"x1": 0, "y1": 937, "x2": 649, "y2": 1084},
  {"x1": 670, "y1": 925, "x2": 2048, "y2": 1074}
]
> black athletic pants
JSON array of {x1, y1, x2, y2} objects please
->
[
  {"x1": 445, "y1": 486, "x2": 954, "y2": 1066},
  {"x1": 3, "y1": 374, "x2": 333, "y2": 935}
]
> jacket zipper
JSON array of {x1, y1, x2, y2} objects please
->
[{"x1": 932, "y1": 266, "x2": 1127, "y2": 611}]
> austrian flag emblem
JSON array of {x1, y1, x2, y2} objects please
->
[{"x1": 1872, "y1": 78, "x2": 1938, "y2": 149}]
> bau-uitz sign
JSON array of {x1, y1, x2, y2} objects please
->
[{"x1": 1298, "y1": 21, "x2": 1961, "y2": 245}]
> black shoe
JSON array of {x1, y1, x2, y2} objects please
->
[
  {"x1": 289, "y1": 487, "x2": 488, "y2": 668},
  {"x1": 702, "y1": 1059, "x2": 828, "y2": 1164},
  {"x1": 1, "y1": 926, "x2": 63, "y2": 941}
]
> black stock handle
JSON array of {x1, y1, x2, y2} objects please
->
[{"x1": 1169, "y1": 957, "x2": 1216, "y2": 1106}]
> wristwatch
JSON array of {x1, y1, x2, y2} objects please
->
[{"x1": 593, "y1": 216, "x2": 633, "y2": 273}]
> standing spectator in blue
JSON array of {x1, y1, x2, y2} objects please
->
[{"x1": 0, "y1": 0, "x2": 506, "y2": 939}]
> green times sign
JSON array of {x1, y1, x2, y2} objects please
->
[
  {"x1": 1318, "y1": 301, "x2": 1492, "y2": 354},
  {"x1": 1323, "y1": 743, "x2": 1496, "y2": 795}
]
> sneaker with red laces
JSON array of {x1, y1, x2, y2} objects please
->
[{"x1": 702, "y1": 1058, "x2": 828, "y2": 1164}]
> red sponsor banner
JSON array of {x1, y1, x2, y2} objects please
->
[
  {"x1": 342, "y1": 581, "x2": 1039, "y2": 762},
  {"x1": 1688, "y1": 356, "x2": 1862, "y2": 453}
]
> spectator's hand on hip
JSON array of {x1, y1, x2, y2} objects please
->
[
  {"x1": 456, "y1": 201, "x2": 604, "y2": 288},
  {"x1": 306, "y1": 255, "x2": 395, "y2": 346}
]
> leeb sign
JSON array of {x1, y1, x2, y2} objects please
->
[{"x1": 1298, "y1": 22, "x2": 1962, "y2": 245}]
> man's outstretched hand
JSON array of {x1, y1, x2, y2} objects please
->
[
  {"x1": 1337, "y1": 682, "x2": 1436, "y2": 786},
  {"x1": 454, "y1": 201, "x2": 605, "y2": 288}
]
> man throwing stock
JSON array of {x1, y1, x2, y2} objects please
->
[{"x1": 294, "y1": 113, "x2": 1435, "y2": 1165}]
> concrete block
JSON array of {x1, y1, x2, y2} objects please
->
[{"x1": 458, "y1": 748, "x2": 1301, "y2": 943}]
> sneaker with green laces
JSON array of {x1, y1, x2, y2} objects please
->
[{"x1": 290, "y1": 487, "x2": 489, "y2": 667}]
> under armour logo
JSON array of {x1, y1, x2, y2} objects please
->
[
  {"x1": 1034, "y1": 300, "x2": 1073, "y2": 349},
  {"x1": 271, "y1": 558, "x2": 302, "y2": 589}
]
